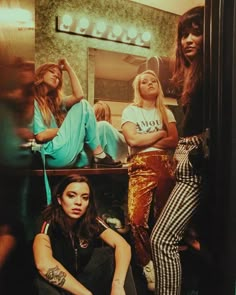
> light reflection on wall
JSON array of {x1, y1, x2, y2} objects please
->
[
  {"x1": 0, "y1": 7, "x2": 34, "y2": 29},
  {"x1": 0, "y1": 2, "x2": 35, "y2": 169}
]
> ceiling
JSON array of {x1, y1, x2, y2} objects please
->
[
  {"x1": 130, "y1": 0, "x2": 205, "y2": 16},
  {"x1": 95, "y1": 0, "x2": 205, "y2": 81}
]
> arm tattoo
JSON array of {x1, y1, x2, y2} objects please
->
[{"x1": 45, "y1": 265, "x2": 66, "y2": 287}]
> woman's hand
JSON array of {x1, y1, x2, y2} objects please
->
[
  {"x1": 158, "y1": 129, "x2": 167, "y2": 139},
  {"x1": 110, "y1": 281, "x2": 125, "y2": 295},
  {"x1": 58, "y1": 58, "x2": 71, "y2": 72},
  {"x1": 153, "y1": 122, "x2": 178, "y2": 149},
  {"x1": 57, "y1": 57, "x2": 84, "y2": 107},
  {"x1": 58, "y1": 58, "x2": 84, "y2": 109}
]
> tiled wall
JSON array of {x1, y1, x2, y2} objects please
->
[{"x1": 35, "y1": 0, "x2": 178, "y2": 100}]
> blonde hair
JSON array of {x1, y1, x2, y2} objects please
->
[
  {"x1": 33, "y1": 62, "x2": 65, "y2": 127},
  {"x1": 132, "y1": 69, "x2": 169, "y2": 129},
  {"x1": 93, "y1": 101, "x2": 112, "y2": 124}
]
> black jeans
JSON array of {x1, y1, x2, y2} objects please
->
[{"x1": 35, "y1": 246, "x2": 137, "y2": 295}]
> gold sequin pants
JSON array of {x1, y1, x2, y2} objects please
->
[{"x1": 127, "y1": 150, "x2": 176, "y2": 266}]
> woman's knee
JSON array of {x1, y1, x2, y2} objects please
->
[
  {"x1": 78, "y1": 247, "x2": 114, "y2": 294},
  {"x1": 34, "y1": 275, "x2": 62, "y2": 295},
  {"x1": 82, "y1": 246, "x2": 115, "y2": 275},
  {"x1": 124, "y1": 266, "x2": 137, "y2": 295},
  {"x1": 72, "y1": 100, "x2": 92, "y2": 116}
]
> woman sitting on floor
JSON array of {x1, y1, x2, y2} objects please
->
[{"x1": 33, "y1": 174, "x2": 137, "y2": 295}]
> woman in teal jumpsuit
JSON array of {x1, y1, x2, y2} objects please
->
[{"x1": 33, "y1": 58, "x2": 121, "y2": 169}]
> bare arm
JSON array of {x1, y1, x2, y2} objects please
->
[
  {"x1": 35, "y1": 128, "x2": 59, "y2": 143},
  {"x1": 33, "y1": 234, "x2": 92, "y2": 295},
  {"x1": 122, "y1": 121, "x2": 167, "y2": 148},
  {"x1": 58, "y1": 58, "x2": 84, "y2": 108},
  {"x1": 152, "y1": 122, "x2": 178, "y2": 150},
  {"x1": 100, "y1": 228, "x2": 131, "y2": 295}
]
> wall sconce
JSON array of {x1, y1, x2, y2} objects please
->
[{"x1": 56, "y1": 14, "x2": 151, "y2": 48}]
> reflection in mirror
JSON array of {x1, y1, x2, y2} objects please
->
[
  {"x1": 88, "y1": 48, "x2": 147, "y2": 129},
  {"x1": 88, "y1": 48, "x2": 182, "y2": 132},
  {"x1": 88, "y1": 48, "x2": 147, "y2": 107},
  {"x1": 93, "y1": 48, "x2": 146, "y2": 102}
]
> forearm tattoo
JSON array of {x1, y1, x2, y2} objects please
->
[{"x1": 45, "y1": 265, "x2": 66, "y2": 287}]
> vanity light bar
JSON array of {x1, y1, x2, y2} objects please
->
[{"x1": 56, "y1": 15, "x2": 151, "y2": 48}]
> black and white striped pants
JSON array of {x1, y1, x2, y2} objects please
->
[{"x1": 150, "y1": 135, "x2": 206, "y2": 295}]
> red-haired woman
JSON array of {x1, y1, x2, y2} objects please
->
[{"x1": 33, "y1": 58, "x2": 121, "y2": 170}]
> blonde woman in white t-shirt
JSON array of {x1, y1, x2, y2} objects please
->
[{"x1": 121, "y1": 70, "x2": 178, "y2": 291}]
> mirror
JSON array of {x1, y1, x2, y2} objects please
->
[
  {"x1": 89, "y1": 48, "x2": 147, "y2": 103},
  {"x1": 88, "y1": 48, "x2": 149, "y2": 129},
  {"x1": 88, "y1": 47, "x2": 180, "y2": 130}
]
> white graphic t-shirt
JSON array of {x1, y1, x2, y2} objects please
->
[{"x1": 121, "y1": 105, "x2": 176, "y2": 154}]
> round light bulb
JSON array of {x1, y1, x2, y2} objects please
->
[
  {"x1": 112, "y1": 25, "x2": 122, "y2": 37},
  {"x1": 96, "y1": 21, "x2": 106, "y2": 33},
  {"x1": 62, "y1": 14, "x2": 72, "y2": 26},
  {"x1": 142, "y1": 31, "x2": 151, "y2": 42},
  {"x1": 79, "y1": 17, "x2": 89, "y2": 29},
  {"x1": 127, "y1": 27, "x2": 137, "y2": 39}
]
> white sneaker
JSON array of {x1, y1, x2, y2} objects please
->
[{"x1": 143, "y1": 260, "x2": 155, "y2": 291}]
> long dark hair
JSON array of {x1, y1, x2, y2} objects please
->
[
  {"x1": 172, "y1": 6, "x2": 204, "y2": 107},
  {"x1": 42, "y1": 174, "x2": 99, "y2": 241}
]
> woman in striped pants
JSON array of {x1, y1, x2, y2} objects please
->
[{"x1": 150, "y1": 6, "x2": 207, "y2": 295}]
